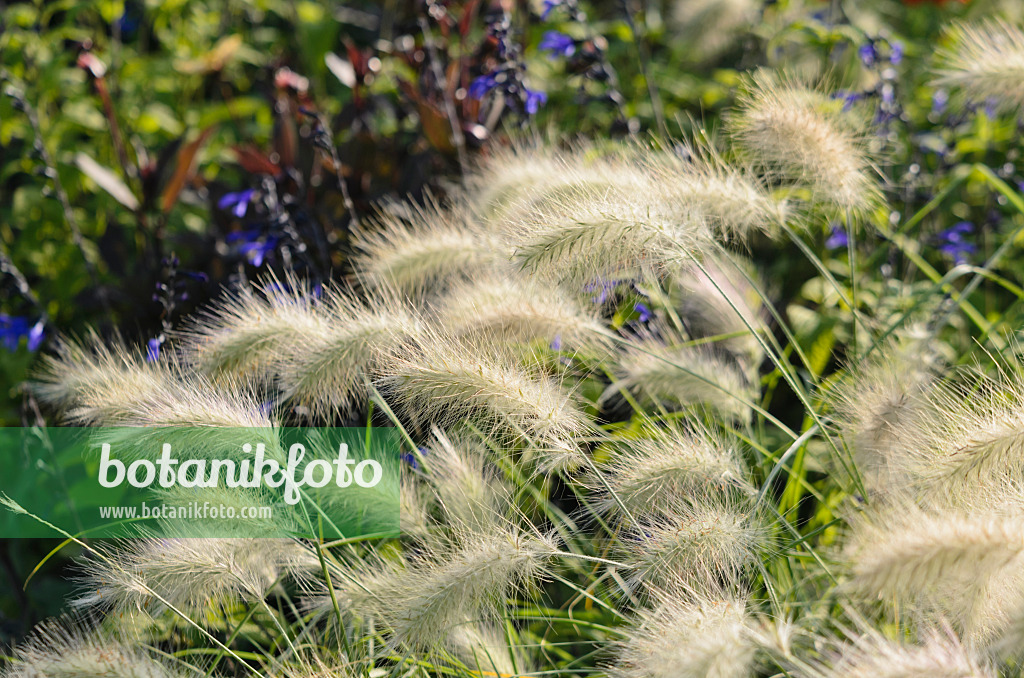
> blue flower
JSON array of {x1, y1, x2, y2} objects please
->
[
  {"x1": 889, "y1": 40, "x2": 904, "y2": 64},
  {"x1": 401, "y1": 446, "x2": 429, "y2": 471},
  {"x1": 832, "y1": 90, "x2": 862, "y2": 112},
  {"x1": 524, "y1": 88, "x2": 547, "y2": 115},
  {"x1": 227, "y1": 229, "x2": 278, "y2": 267},
  {"x1": 115, "y1": 12, "x2": 140, "y2": 38},
  {"x1": 550, "y1": 334, "x2": 562, "y2": 351},
  {"x1": 584, "y1": 278, "x2": 618, "y2": 304},
  {"x1": 0, "y1": 315, "x2": 45, "y2": 352},
  {"x1": 241, "y1": 237, "x2": 278, "y2": 267},
  {"x1": 825, "y1": 223, "x2": 849, "y2": 250},
  {"x1": 28, "y1": 321, "x2": 44, "y2": 351},
  {"x1": 469, "y1": 74, "x2": 499, "y2": 100},
  {"x1": 539, "y1": 31, "x2": 576, "y2": 58},
  {"x1": 634, "y1": 302, "x2": 652, "y2": 323},
  {"x1": 541, "y1": 0, "x2": 561, "y2": 19},
  {"x1": 932, "y1": 89, "x2": 949, "y2": 116},
  {"x1": 218, "y1": 189, "x2": 255, "y2": 218},
  {"x1": 937, "y1": 221, "x2": 977, "y2": 265},
  {"x1": 257, "y1": 398, "x2": 276, "y2": 418},
  {"x1": 858, "y1": 43, "x2": 877, "y2": 67},
  {"x1": 146, "y1": 337, "x2": 162, "y2": 362}
]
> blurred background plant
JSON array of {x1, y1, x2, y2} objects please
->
[{"x1": 6, "y1": 0, "x2": 1024, "y2": 665}]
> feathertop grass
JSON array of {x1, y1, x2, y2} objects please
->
[
  {"x1": 728, "y1": 71, "x2": 881, "y2": 215},
  {"x1": 933, "y1": 20, "x2": 1024, "y2": 114}
]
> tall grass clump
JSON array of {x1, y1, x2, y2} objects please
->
[{"x1": 16, "y1": 14, "x2": 1024, "y2": 678}]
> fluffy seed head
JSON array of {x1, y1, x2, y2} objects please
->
[
  {"x1": 3, "y1": 620, "x2": 192, "y2": 678},
  {"x1": 669, "y1": 254, "x2": 769, "y2": 376},
  {"x1": 591, "y1": 425, "x2": 753, "y2": 518},
  {"x1": 826, "y1": 335, "x2": 939, "y2": 494},
  {"x1": 449, "y1": 621, "x2": 533, "y2": 678},
  {"x1": 433, "y1": 273, "x2": 612, "y2": 353},
  {"x1": 896, "y1": 371, "x2": 1024, "y2": 501},
  {"x1": 362, "y1": 527, "x2": 556, "y2": 652},
  {"x1": 32, "y1": 335, "x2": 172, "y2": 424},
  {"x1": 352, "y1": 200, "x2": 505, "y2": 295},
  {"x1": 608, "y1": 585, "x2": 755, "y2": 678},
  {"x1": 506, "y1": 187, "x2": 712, "y2": 287},
  {"x1": 650, "y1": 150, "x2": 787, "y2": 241},
  {"x1": 603, "y1": 329, "x2": 755, "y2": 422},
  {"x1": 73, "y1": 537, "x2": 312, "y2": 618},
  {"x1": 33, "y1": 337, "x2": 273, "y2": 429},
  {"x1": 400, "y1": 475, "x2": 434, "y2": 539},
  {"x1": 933, "y1": 20, "x2": 1024, "y2": 114},
  {"x1": 845, "y1": 503, "x2": 1024, "y2": 632},
  {"x1": 423, "y1": 427, "x2": 510, "y2": 534},
  {"x1": 824, "y1": 626, "x2": 995, "y2": 678},
  {"x1": 467, "y1": 144, "x2": 625, "y2": 224},
  {"x1": 180, "y1": 280, "x2": 326, "y2": 385},
  {"x1": 276, "y1": 286, "x2": 424, "y2": 417},
  {"x1": 377, "y1": 326, "x2": 590, "y2": 469},
  {"x1": 728, "y1": 71, "x2": 880, "y2": 215},
  {"x1": 623, "y1": 495, "x2": 766, "y2": 591}
]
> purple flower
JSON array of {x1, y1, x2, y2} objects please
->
[
  {"x1": 539, "y1": 31, "x2": 576, "y2": 58},
  {"x1": 240, "y1": 237, "x2": 278, "y2": 267},
  {"x1": 825, "y1": 223, "x2": 848, "y2": 250},
  {"x1": 115, "y1": 12, "x2": 140, "y2": 37},
  {"x1": 146, "y1": 337, "x2": 161, "y2": 362},
  {"x1": 634, "y1": 302, "x2": 652, "y2": 323},
  {"x1": 889, "y1": 41, "x2": 903, "y2": 65},
  {"x1": 0, "y1": 315, "x2": 45, "y2": 352},
  {"x1": 858, "y1": 43, "x2": 877, "y2": 67},
  {"x1": 524, "y1": 88, "x2": 547, "y2": 114},
  {"x1": 584, "y1": 278, "x2": 618, "y2": 304},
  {"x1": 401, "y1": 446, "x2": 430, "y2": 471},
  {"x1": 218, "y1": 189, "x2": 255, "y2": 218},
  {"x1": 937, "y1": 221, "x2": 977, "y2": 265},
  {"x1": 227, "y1": 229, "x2": 278, "y2": 267},
  {"x1": 26, "y1": 320, "x2": 44, "y2": 352},
  {"x1": 932, "y1": 89, "x2": 949, "y2": 116},
  {"x1": 469, "y1": 74, "x2": 499, "y2": 100},
  {"x1": 541, "y1": 0, "x2": 561, "y2": 19},
  {"x1": 550, "y1": 334, "x2": 562, "y2": 351},
  {"x1": 832, "y1": 90, "x2": 862, "y2": 112}
]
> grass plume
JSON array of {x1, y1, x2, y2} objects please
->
[
  {"x1": 728, "y1": 71, "x2": 880, "y2": 215},
  {"x1": 933, "y1": 20, "x2": 1024, "y2": 114}
]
